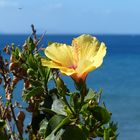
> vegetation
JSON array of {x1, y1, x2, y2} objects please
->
[{"x1": 0, "y1": 25, "x2": 117, "y2": 140}]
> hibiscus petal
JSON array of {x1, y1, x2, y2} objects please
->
[
  {"x1": 45, "y1": 43, "x2": 74, "y2": 67},
  {"x1": 72, "y1": 34, "x2": 106, "y2": 71},
  {"x1": 92, "y1": 42, "x2": 106, "y2": 68},
  {"x1": 76, "y1": 60, "x2": 96, "y2": 76},
  {"x1": 41, "y1": 58, "x2": 75, "y2": 76},
  {"x1": 72, "y1": 34, "x2": 101, "y2": 61}
]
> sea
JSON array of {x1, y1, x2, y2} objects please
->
[{"x1": 0, "y1": 34, "x2": 140, "y2": 140}]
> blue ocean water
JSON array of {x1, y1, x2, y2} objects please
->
[{"x1": 0, "y1": 34, "x2": 140, "y2": 140}]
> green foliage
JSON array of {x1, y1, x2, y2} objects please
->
[
  {"x1": 0, "y1": 28, "x2": 118, "y2": 140},
  {"x1": 0, "y1": 120, "x2": 5, "y2": 128},
  {"x1": 90, "y1": 106, "x2": 111, "y2": 124},
  {"x1": 23, "y1": 86, "x2": 44, "y2": 101},
  {"x1": 39, "y1": 118, "x2": 48, "y2": 138},
  {"x1": 62, "y1": 125, "x2": 88, "y2": 140},
  {"x1": 26, "y1": 37, "x2": 35, "y2": 52}
]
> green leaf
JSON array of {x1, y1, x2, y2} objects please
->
[
  {"x1": 51, "y1": 95, "x2": 66, "y2": 116},
  {"x1": 21, "y1": 63, "x2": 28, "y2": 70},
  {"x1": 106, "y1": 122, "x2": 118, "y2": 139},
  {"x1": 12, "y1": 51, "x2": 19, "y2": 62},
  {"x1": 23, "y1": 86, "x2": 44, "y2": 100},
  {"x1": 39, "y1": 118, "x2": 48, "y2": 138},
  {"x1": 62, "y1": 125, "x2": 88, "y2": 140},
  {"x1": 27, "y1": 54, "x2": 38, "y2": 70},
  {"x1": 47, "y1": 115, "x2": 65, "y2": 133},
  {"x1": 0, "y1": 120, "x2": 5, "y2": 129},
  {"x1": 104, "y1": 129, "x2": 109, "y2": 140},
  {"x1": 80, "y1": 102, "x2": 90, "y2": 115},
  {"x1": 45, "y1": 129, "x2": 64, "y2": 140},
  {"x1": 91, "y1": 106, "x2": 111, "y2": 124},
  {"x1": 15, "y1": 47, "x2": 20, "y2": 56},
  {"x1": 46, "y1": 115, "x2": 70, "y2": 137},
  {"x1": 70, "y1": 92, "x2": 80, "y2": 113},
  {"x1": 38, "y1": 66, "x2": 50, "y2": 82},
  {"x1": 84, "y1": 88, "x2": 96, "y2": 101},
  {"x1": 39, "y1": 107, "x2": 56, "y2": 116},
  {"x1": 27, "y1": 37, "x2": 35, "y2": 52},
  {"x1": 30, "y1": 80, "x2": 42, "y2": 87}
]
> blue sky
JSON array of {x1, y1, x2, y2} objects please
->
[{"x1": 0, "y1": 0, "x2": 140, "y2": 34}]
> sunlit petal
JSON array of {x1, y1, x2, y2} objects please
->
[
  {"x1": 45, "y1": 43, "x2": 74, "y2": 67},
  {"x1": 42, "y1": 34, "x2": 107, "y2": 82},
  {"x1": 72, "y1": 34, "x2": 101, "y2": 60},
  {"x1": 76, "y1": 60, "x2": 96, "y2": 75},
  {"x1": 91, "y1": 42, "x2": 106, "y2": 68},
  {"x1": 41, "y1": 58, "x2": 75, "y2": 75}
]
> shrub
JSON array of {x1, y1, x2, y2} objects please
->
[{"x1": 0, "y1": 26, "x2": 117, "y2": 140}]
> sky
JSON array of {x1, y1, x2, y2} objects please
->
[{"x1": 0, "y1": 0, "x2": 140, "y2": 34}]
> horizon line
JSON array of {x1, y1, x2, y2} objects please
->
[{"x1": 1, "y1": 33, "x2": 140, "y2": 36}]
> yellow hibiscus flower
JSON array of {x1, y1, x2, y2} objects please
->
[{"x1": 41, "y1": 34, "x2": 106, "y2": 82}]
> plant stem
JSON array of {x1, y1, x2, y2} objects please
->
[
  {"x1": 80, "y1": 83, "x2": 87, "y2": 107},
  {"x1": 0, "y1": 62, "x2": 23, "y2": 139},
  {"x1": 63, "y1": 95, "x2": 75, "y2": 116},
  {"x1": 5, "y1": 119, "x2": 16, "y2": 140},
  {"x1": 10, "y1": 102, "x2": 23, "y2": 139}
]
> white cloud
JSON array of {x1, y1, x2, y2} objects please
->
[{"x1": 0, "y1": 0, "x2": 19, "y2": 8}]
